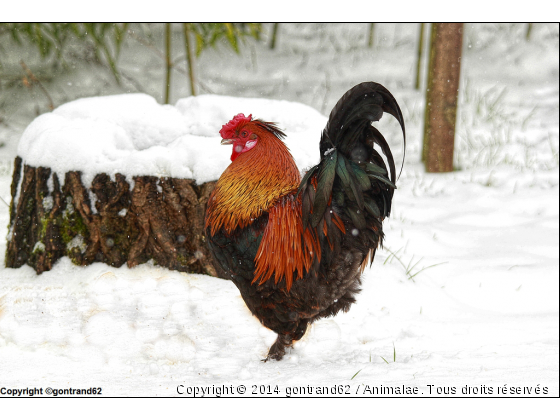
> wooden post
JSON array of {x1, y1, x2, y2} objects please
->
[{"x1": 422, "y1": 23, "x2": 463, "y2": 172}]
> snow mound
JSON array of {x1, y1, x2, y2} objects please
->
[{"x1": 17, "y1": 94, "x2": 327, "y2": 185}]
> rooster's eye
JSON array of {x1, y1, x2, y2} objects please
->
[{"x1": 241, "y1": 131, "x2": 248, "y2": 137}]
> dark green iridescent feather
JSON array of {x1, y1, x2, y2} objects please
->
[{"x1": 310, "y1": 150, "x2": 337, "y2": 228}]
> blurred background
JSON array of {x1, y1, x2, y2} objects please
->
[{"x1": 0, "y1": 23, "x2": 558, "y2": 179}]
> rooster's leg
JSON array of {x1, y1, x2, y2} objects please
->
[
  {"x1": 263, "y1": 333, "x2": 292, "y2": 362},
  {"x1": 263, "y1": 320, "x2": 309, "y2": 362}
]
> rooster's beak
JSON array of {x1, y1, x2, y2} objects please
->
[{"x1": 221, "y1": 138, "x2": 234, "y2": 145}]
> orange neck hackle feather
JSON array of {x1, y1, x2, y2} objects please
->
[
  {"x1": 206, "y1": 124, "x2": 300, "y2": 236},
  {"x1": 206, "y1": 124, "x2": 321, "y2": 291}
]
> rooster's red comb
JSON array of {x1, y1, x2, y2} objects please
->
[{"x1": 219, "y1": 113, "x2": 252, "y2": 139}]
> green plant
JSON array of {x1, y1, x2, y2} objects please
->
[
  {"x1": 414, "y1": 23, "x2": 425, "y2": 90},
  {"x1": 1, "y1": 23, "x2": 262, "y2": 104},
  {"x1": 456, "y1": 78, "x2": 559, "y2": 172},
  {"x1": 76, "y1": 23, "x2": 128, "y2": 84},
  {"x1": 190, "y1": 23, "x2": 262, "y2": 56},
  {"x1": 269, "y1": 23, "x2": 279, "y2": 49},
  {"x1": 183, "y1": 23, "x2": 196, "y2": 96},
  {"x1": 367, "y1": 23, "x2": 375, "y2": 48},
  {"x1": 128, "y1": 23, "x2": 262, "y2": 102},
  {"x1": 1, "y1": 23, "x2": 75, "y2": 62},
  {"x1": 383, "y1": 246, "x2": 447, "y2": 282},
  {"x1": 0, "y1": 23, "x2": 128, "y2": 83},
  {"x1": 351, "y1": 343, "x2": 397, "y2": 379}
]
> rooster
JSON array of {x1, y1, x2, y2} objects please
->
[{"x1": 205, "y1": 82, "x2": 405, "y2": 361}]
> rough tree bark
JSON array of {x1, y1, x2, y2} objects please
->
[
  {"x1": 5, "y1": 156, "x2": 218, "y2": 276},
  {"x1": 422, "y1": 23, "x2": 463, "y2": 172}
]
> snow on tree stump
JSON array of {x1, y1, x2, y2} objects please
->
[{"x1": 5, "y1": 92, "x2": 328, "y2": 275}]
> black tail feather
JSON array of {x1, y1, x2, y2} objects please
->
[
  {"x1": 321, "y1": 82, "x2": 406, "y2": 182},
  {"x1": 300, "y1": 82, "x2": 405, "y2": 232}
]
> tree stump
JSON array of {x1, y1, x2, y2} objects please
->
[{"x1": 5, "y1": 156, "x2": 219, "y2": 276}]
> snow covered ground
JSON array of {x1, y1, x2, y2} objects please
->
[{"x1": 0, "y1": 23, "x2": 558, "y2": 398}]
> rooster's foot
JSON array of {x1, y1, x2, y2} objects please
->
[{"x1": 262, "y1": 333, "x2": 293, "y2": 362}]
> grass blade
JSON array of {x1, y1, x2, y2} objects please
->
[{"x1": 351, "y1": 369, "x2": 362, "y2": 380}]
